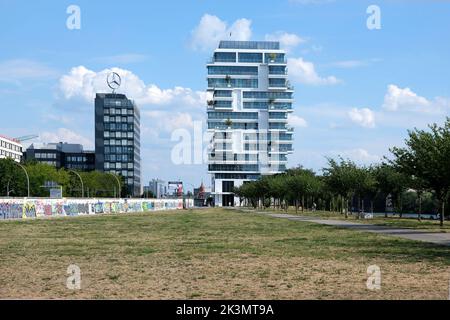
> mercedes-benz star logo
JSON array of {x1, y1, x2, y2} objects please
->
[{"x1": 107, "y1": 72, "x2": 121, "y2": 91}]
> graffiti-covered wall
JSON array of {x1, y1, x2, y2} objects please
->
[{"x1": 0, "y1": 198, "x2": 193, "y2": 220}]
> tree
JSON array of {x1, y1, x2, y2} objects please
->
[
  {"x1": 285, "y1": 167, "x2": 317, "y2": 213},
  {"x1": 390, "y1": 118, "x2": 450, "y2": 226},
  {"x1": 323, "y1": 158, "x2": 360, "y2": 218},
  {"x1": 373, "y1": 164, "x2": 409, "y2": 218},
  {"x1": 267, "y1": 174, "x2": 288, "y2": 210},
  {"x1": 355, "y1": 166, "x2": 377, "y2": 217},
  {"x1": 25, "y1": 162, "x2": 60, "y2": 197},
  {"x1": 0, "y1": 158, "x2": 27, "y2": 196}
]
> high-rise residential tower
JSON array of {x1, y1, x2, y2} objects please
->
[
  {"x1": 95, "y1": 93, "x2": 141, "y2": 197},
  {"x1": 207, "y1": 41, "x2": 294, "y2": 207}
]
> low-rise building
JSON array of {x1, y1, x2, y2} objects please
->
[
  {"x1": 0, "y1": 135, "x2": 23, "y2": 163},
  {"x1": 24, "y1": 142, "x2": 95, "y2": 171}
]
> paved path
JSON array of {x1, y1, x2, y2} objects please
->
[{"x1": 236, "y1": 209, "x2": 450, "y2": 247}]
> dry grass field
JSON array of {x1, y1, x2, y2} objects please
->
[{"x1": 0, "y1": 208, "x2": 449, "y2": 299}]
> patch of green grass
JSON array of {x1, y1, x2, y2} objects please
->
[{"x1": 0, "y1": 208, "x2": 449, "y2": 299}]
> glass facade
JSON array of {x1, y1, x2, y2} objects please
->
[
  {"x1": 207, "y1": 40, "x2": 294, "y2": 207},
  {"x1": 24, "y1": 143, "x2": 94, "y2": 171},
  {"x1": 95, "y1": 93, "x2": 141, "y2": 197}
]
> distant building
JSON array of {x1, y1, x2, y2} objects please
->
[
  {"x1": 24, "y1": 142, "x2": 95, "y2": 171},
  {"x1": 95, "y1": 93, "x2": 141, "y2": 197},
  {"x1": 193, "y1": 182, "x2": 209, "y2": 206},
  {"x1": 148, "y1": 179, "x2": 167, "y2": 198},
  {"x1": 0, "y1": 135, "x2": 23, "y2": 163}
]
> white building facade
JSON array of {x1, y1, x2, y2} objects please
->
[
  {"x1": 207, "y1": 41, "x2": 294, "y2": 207},
  {"x1": 0, "y1": 135, "x2": 23, "y2": 163}
]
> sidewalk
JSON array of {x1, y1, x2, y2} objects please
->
[{"x1": 236, "y1": 208, "x2": 450, "y2": 247}]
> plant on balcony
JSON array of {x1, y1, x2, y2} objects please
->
[
  {"x1": 268, "y1": 52, "x2": 277, "y2": 63},
  {"x1": 286, "y1": 80, "x2": 293, "y2": 90},
  {"x1": 225, "y1": 75, "x2": 231, "y2": 87},
  {"x1": 225, "y1": 118, "x2": 233, "y2": 128},
  {"x1": 268, "y1": 98, "x2": 276, "y2": 109},
  {"x1": 207, "y1": 100, "x2": 215, "y2": 106}
]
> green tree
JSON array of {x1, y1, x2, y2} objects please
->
[
  {"x1": 323, "y1": 158, "x2": 360, "y2": 218},
  {"x1": 0, "y1": 158, "x2": 27, "y2": 196},
  {"x1": 390, "y1": 118, "x2": 450, "y2": 226}
]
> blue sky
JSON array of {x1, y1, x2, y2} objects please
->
[{"x1": 1, "y1": 0, "x2": 449, "y2": 191}]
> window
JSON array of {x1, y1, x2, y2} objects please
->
[
  {"x1": 269, "y1": 66, "x2": 286, "y2": 75},
  {"x1": 269, "y1": 78, "x2": 287, "y2": 87},
  {"x1": 213, "y1": 90, "x2": 232, "y2": 97},
  {"x1": 265, "y1": 53, "x2": 285, "y2": 63},
  {"x1": 208, "y1": 66, "x2": 258, "y2": 75},
  {"x1": 222, "y1": 181, "x2": 234, "y2": 192},
  {"x1": 238, "y1": 52, "x2": 263, "y2": 63},
  {"x1": 208, "y1": 78, "x2": 258, "y2": 88},
  {"x1": 213, "y1": 52, "x2": 236, "y2": 63},
  {"x1": 243, "y1": 91, "x2": 293, "y2": 99}
]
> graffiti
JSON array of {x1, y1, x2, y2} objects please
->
[
  {"x1": 23, "y1": 203, "x2": 36, "y2": 218},
  {"x1": 0, "y1": 198, "x2": 192, "y2": 220},
  {"x1": 0, "y1": 203, "x2": 22, "y2": 219}
]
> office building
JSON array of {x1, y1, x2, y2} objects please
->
[
  {"x1": 95, "y1": 93, "x2": 141, "y2": 197},
  {"x1": 148, "y1": 178, "x2": 167, "y2": 199},
  {"x1": 0, "y1": 135, "x2": 23, "y2": 163},
  {"x1": 207, "y1": 41, "x2": 294, "y2": 207},
  {"x1": 24, "y1": 142, "x2": 95, "y2": 171}
]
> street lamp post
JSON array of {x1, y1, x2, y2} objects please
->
[
  {"x1": 68, "y1": 169, "x2": 84, "y2": 198},
  {"x1": 14, "y1": 162, "x2": 30, "y2": 197},
  {"x1": 107, "y1": 172, "x2": 121, "y2": 199}
]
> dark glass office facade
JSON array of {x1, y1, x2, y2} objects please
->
[
  {"x1": 25, "y1": 143, "x2": 95, "y2": 171},
  {"x1": 95, "y1": 93, "x2": 141, "y2": 197}
]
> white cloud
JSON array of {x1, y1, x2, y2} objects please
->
[
  {"x1": 382, "y1": 84, "x2": 429, "y2": 111},
  {"x1": 39, "y1": 128, "x2": 93, "y2": 149},
  {"x1": 348, "y1": 107, "x2": 375, "y2": 128},
  {"x1": 0, "y1": 59, "x2": 58, "y2": 82},
  {"x1": 288, "y1": 114, "x2": 308, "y2": 128},
  {"x1": 190, "y1": 14, "x2": 252, "y2": 51},
  {"x1": 382, "y1": 84, "x2": 450, "y2": 114},
  {"x1": 288, "y1": 57, "x2": 340, "y2": 86},
  {"x1": 58, "y1": 66, "x2": 205, "y2": 108},
  {"x1": 265, "y1": 32, "x2": 306, "y2": 53}
]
